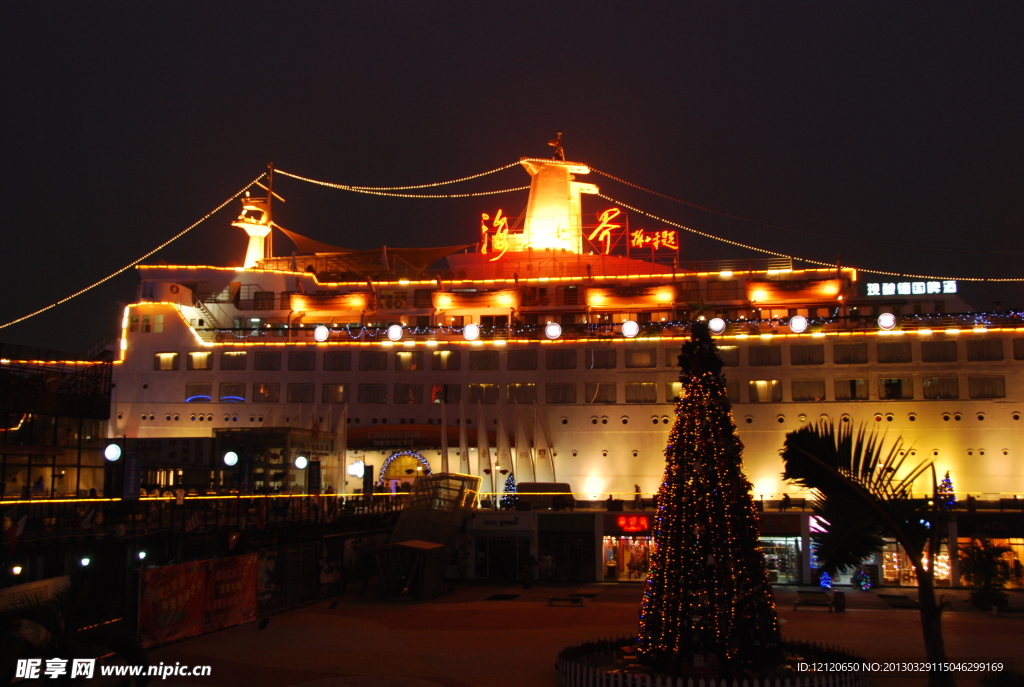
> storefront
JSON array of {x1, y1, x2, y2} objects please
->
[
  {"x1": 466, "y1": 511, "x2": 535, "y2": 581},
  {"x1": 760, "y1": 537, "x2": 802, "y2": 585},
  {"x1": 602, "y1": 513, "x2": 654, "y2": 581}
]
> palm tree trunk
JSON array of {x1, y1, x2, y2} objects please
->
[{"x1": 916, "y1": 567, "x2": 956, "y2": 687}]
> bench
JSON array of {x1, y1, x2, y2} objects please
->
[
  {"x1": 793, "y1": 591, "x2": 833, "y2": 612},
  {"x1": 549, "y1": 596, "x2": 586, "y2": 607}
]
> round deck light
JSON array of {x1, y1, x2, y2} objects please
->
[
  {"x1": 347, "y1": 460, "x2": 365, "y2": 478},
  {"x1": 621, "y1": 320, "x2": 640, "y2": 338},
  {"x1": 80, "y1": 558, "x2": 90, "y2": 567},
  {"x1": 138, "y1": 551, "x2": 147, "y2": 560},
  {"x1": 789, "y1": 315, "x2": 808, "y2": 334},
  {"x1": 878, "y1": 312, "x2": 897, "y2": 330},
  {"x1": 294, "y1": 456, "x2": 308, "y2": 470},
  {"x1": 11, "y1": 566, "x2": 22, "y2": 575},
  {"x1": 463, "y1": 323, "x2": 480, "y2": 341},
  {"x1": 104, "y1": 444, "x2": 122, "y2": 462},
  {"x1": 223, "y1": 451, "x2": 239, "y2": 467},
  {"x1": 708, "y1": 317, "x2": 727, "y2": 335},
  {"x1": 313, "y1": 325, "x2": 330, "y2": 342},
  {"x1": 544, "y1": 322, "x2": 562, "y2": 340},
  {"x1": 387, "y1": 324, "x2": 404, "y2": 341}
]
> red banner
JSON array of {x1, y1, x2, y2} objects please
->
[
  {"x1": 139, "y1": 561, "x2": 206, "y2": 647},
  {"x1": 206, "y1": 553, "x2": 257, "y2": 631}
]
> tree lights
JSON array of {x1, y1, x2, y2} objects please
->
[{"x1": 637, "y1": 321, "x2": 782, "y2": 675}]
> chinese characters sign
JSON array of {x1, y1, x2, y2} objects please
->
[{"x1": 865, "y1": 281, "x2": 957, "y2": 297}]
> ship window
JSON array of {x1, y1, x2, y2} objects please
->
[
  {"x1": 187, "y1": 351, "x2": 212, "y2": 370},
  {"x1": 395, "y1": 351, "x2": 424, "y2": 371},
  {"x1": 718, "y1": 346, "x2": 740, "y2": 367},
  {"x1": 254, "y1": 351, "x2": 282, "y2": 371},
  {"x1": 507, "y1": 350, "x2": 538, "y2": 370},
  {"x1": 790, "y1": 344, "x2": 825, "y2": 366},
  {"x1": 431, "y1": 383, "x2": 460, "y2": 404},
  {"x1": 624, "y1": 348, "x2": 656, "y2": 368},
  {"x1": 706, "y1": 280, "x2": 739, "y2": 299},
  {"x1": 966, "y1": 339, "x2": 1004, "y2": 362},
  {"x1": 360, "y1": 351, "x2": 389, "y2": 371},
  {"x1": 357, "y1": 384, "x2": 387, "y2": 404},
  {"x1": 921, "y1": 340, "x2": 957, "y2": 362},
  {"x1": 877, "y1": 341, "x2": 912, "y2": 364},
  {"x1": 468, "y1": 384, "x2": 499, "y2": 404},
  {"x1": 833, "y1": 343, "x2": 868, "y2": 364},
  {"x1": 586, "y1": 349, "x2": 617, "y2": 369},
  {"x1": 1014, "y1": 339, "x2": 1024, "y2": 361},
  {"x1": 748, "y1": 380, "x2": 782, "y2": 403},
  {"x1": 792, "y1": 379, "x2": 826, "y2": 402},
  {"x1": 923, "y1": 377, "x2": 958, "y2": 400},
  {"x1": 152, "y1": 315, "x2": 164, "y2": 333},
  {"x1": 394, "y1": 384, "x2": 424, "y2": 404},
  {"x1": 185, "y1": 383, "x2": 212, "y2": 403},
  {"x1": 625, "y1": 382, "x2": 657, "y2": 404},
  {"x1": 666, "y1": 382, "x2": 683, "y2": 402},
  {"x1": 432, "y1": 350, "x2": 461, "y2": 371},
  {"x1": 584, "y1": 383, "x2": 616, "y2": 404},
  {"x1": 323, "y1": 351, "x2": 352, "y2": 371},
  {"x1": 413, "y1": 289, "x2": 434, "y2": 308},
  {"x1": 153, "y1": 352, "x2": 179, "y2": 371},
  {"x1": 469, "y1": 350, "x2": 500, "y2": 370},
  {"x1": 726, "y1": 379, "x2": 740, "y2": 403},
  {"x1": 129, "y1": 315, "x2": 140, "y2": 332},
  {"x1": 287, "y1": 383, "x2": 315, "y2": 404},
  {"x1": 253, "y1": 291, "x2": 276, "y2": 310},
  {"x1": 834, "y1": 378, "x2": 868, "y2": 401},
  {"x1": 675, "y1": 281, "x2": 699, "y2": 302},
  {"x1": 546, "y1": 349, "x2": 578, "y2": 370},
  {"x1": 749, "y1": 346, "x2": 782, "y2": 366},
  {"x1": 507, "y1": 383, "x2": 537, "y2": 404},
  {"x1": 219, "y1": 383, "x2": 246, "y2": 403},
  {"x1": 546, "y1": 383, "x2": 577, "y2": 404},
  {"x1": 322, "y1": 384, "x2": 348, "y2": 404},
  {"x1": 879, "y1": 378, "x2": 913, "y2": 400},
  {"x1": 252, "y1": 383, "x2": 280, "y2": 403},
  {"x1": 968, "y1": 376, "x2": 1006, "y2": 399},
  {"x1": 220, "y1": 351, "x2": 248, "y2": 370},
  {"x1": 558, "y1": 285, "x2": 580, "y2": 306},
  {"x1": 288, "y1": 350, "x2": 316, "y2": 371}
]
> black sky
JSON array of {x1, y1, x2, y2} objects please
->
[{"x1": 2, "y1": 2, "x2": 1022, "y2": 354}]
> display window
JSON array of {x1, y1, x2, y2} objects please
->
[
  {"x1": 602, "y1": 536, "x2": 653, "y2": 581},
  {"x1": 760, "y1": 537, "x2": 802, "y2": 584},
  {"x1": 882, "y1": 541, "x2": 951, "y2": 587}
]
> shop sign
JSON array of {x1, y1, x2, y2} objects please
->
[
  {"x1": 604, "y1": 513, "x2": 651, "y2": 534},
  {"x1": 469, "y1": 513, "x2": 533, "y2": 531},
  {"x1": 958, "y1": 513, "x2": 1024, "y2": 538},
  {"x1": 865, "y1": 280, "x2": 956, "y2": 297}
]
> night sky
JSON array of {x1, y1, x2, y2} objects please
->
[{"x1": 2, "y1": 2, "x2": 1022, "y2": 355}]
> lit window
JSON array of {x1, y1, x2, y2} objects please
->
[
  {"x1": 879, "y1": 378, "x2": 913, "y2": 400},
  {"x1": 432, "y1": 350, "x2": 461, "y2": 371},
  {"x1": 585, "y1": 383, "x2": 616, "y2": 404},
  {"x1": 396, "y1": 351, "x2": 424, "y2": 371},
  {"x1": 252, "y1": 383, "x2": 280, "y2": 403},
  {"x1": 748, "y1": 380, "x2": 782, "y2": 403},
  {"x1": 153, "y1": 352, "x2": 179, "y2": 371},
  {"x1": 220, "y1": 351, "x2": 248, "y2": 370},
  {"x1": 625, "y1": 382, "x2": 657, "y2": 403},
  {"x1": 185, "y1": 382, "x2": 212, "y2": 403},
  {"x1": 468, "y1": 384, "x2": 499, "y2": 404},
  {"x1": 187, "y1": 351, "x2": 212, "y2": 370},
  {"x1": 322, "y1": 384, "x2": 348, "y2": 404},
  {"x1": 219, "y1": 383, "x2": 246, "y2": 403},
  {"x1": 507, "y1": 383, "x2": 536, "y2": 404}
]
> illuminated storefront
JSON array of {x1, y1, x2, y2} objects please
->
[{"x1": 602, "y1": 513, "x2": 654, "y2": 581}]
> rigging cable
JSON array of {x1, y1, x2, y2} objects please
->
[
  {"x1": 0, "y1": 175, "x2": 267, "y2": 331},
  {"x1": 275, "y1": 161, "x2": 523, "y2": 193}
]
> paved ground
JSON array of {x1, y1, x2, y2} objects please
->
[{"x1": 148, "y1": 583, "x2": 1023, "y2": 687}]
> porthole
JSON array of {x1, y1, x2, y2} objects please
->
[
  {"x1": 967, "y1": 449, "x2": 974, "y2": 456},
  {"x1": 561, "y1": 418, "x2": 568, "y2": 425},
  {"x1": 662, "y1": 416, "x2": 670, "y2": 424},
  {"x1": 382, "y1": 418, "x2": 387, "y2": 424},
  {"x1": 798, "y1": 414, "x2": 807, "y2": 423},
  {"x1": 979, "y1": 449, "x2": 986, "y2": 456},
  {"x1": 820, "y1": 414, "x2": 831, "y2": 423},
  {"x1": 249, "y1": 415, "x2": 256, "y2": 422},
  {"x1": 942, "y1": 413, "x2": 951, "y2": 422},
  {"x1": 142, "y1": 383, "x2": 148, "y2": 389},
  {"x1": 257, "y1": 416, "x2": 264, "y2": 422},
  {"x1": 198, "y1": 415, "x2": 205, "y2": 422},
  {"x1": 1003, "y1": 449, "x2": 1009, "y2": 456},
  {"x1": 652, "y1": 417, "x2": 660, "y2": 425},
  {"x1": 372, "y1": 418, "x2": 378, "y2": 424},
  {"x1": 602, "y1": 450, "x2": 608, "y2": 457},
  {"x1": 601, "y1": 417, "x2": 609, "y2": 425},
  {"x1": 932, "y1": 449, "x2": 939, "y2": 456},
  {"x1": 632, "y1": 450, "x2": 639, "y2": 457},
  {"x1": 232, "y1": 416, "x2": 239, "y2": 422},
  {"x1": 117, "y1": 413, "x2": 123, "y2": 420},
  {"x1": 954, "y1": 413, "x2": 962, "y2": 422},
  {"x1": 841, "y1": 414, "x2": 851, "y2": 423},
  {"x1": 400, "y1": 419, "x2": 406, "y2": 425},
  {"x1": 977, "y1": 413, "x2": 985, "y2": 421},
  {"x1": 621, "y1": 417, "x2": 629, "y2": 425},
  {"x1": 909, "y1": 449, "x2": 917, "y2": 456},
  {"x1": 1013, "y1": 412, "x2": 1021, "y2": 421},
  {"x1": 592, "y1": 417, "x2": 599, "y2": 425},
  {"x1": 571, "y1": 450, "x2": 578, "y2": 457},
  {"x1": 874, "y1": 414, "x2": 883, "y2": 422},
  {"x1": 776, "y1": 415, "x2": 785, "y2": 424},
  {"x1": 908, "y1": 413, "x2": 917, "y2": 422},
  {"x1": 165, "y1": 414, "x2": 172, "y2": 421},
  {"x1": 885, "y1": 413, "x2": 894, "y2": 422},
  {"x1": 140, "y1": 414, "x2": 147, "y2": 421},
  {"x1": 206, "y1": 414, "x2": 213, "y2": 421},
  {"x1": 745, "y1": 416, "x2": 753, "y2": 424},
  {"x1": 190, "y1": 415, "x2": 197, "y2": 421},
  {"x1": 151, "y1": 414, "x2": 156, "y2": 420},
  {"x1": 223, "y1": 415, "x2": 230, "y2": 422}
]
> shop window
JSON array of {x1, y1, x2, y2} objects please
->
[
  {"x1": 153, "y1": 352, "x2": 179, "y2": 371},
  {"x1": 219, "y1": 383, "x2": 246, "y2": 403},
  {"x1": 834, "y1": 342, "x2": 868, "y2": 364},
  {"x1": 357, "y1": 384, "x2": 387, "y2": 404},
  {"x1": 360, "y1": 351, "x2": 389, "y2": 371},
  {"x1": 395, "y1": 351, "x2": 424, "y2": 371},
  {"x1": 507, "y1": 349, "x2": 538, "y2": 370},
  {"x1": 877, "y1": 341, "x2": 912, "y2": 364},
  {"x1": 288, "y1": 350, "x2": 316, "y2": 371},
  {"x1": 287, "y1": 383, "x2": 315, "y2": 404},
  {"x1": 586, "y1": 349, "x2": 617, "y2": 369},
  {"x1": 322, "y1": 384, "x2": 348, "y2": 404},
  {"x1": 394, "y1": 384, "x2": 424, "y2": 404},
  {"x1": 323, "y1": 351, "x2": 352, "y2": 371},
  {"x1": 187, "y1": 351, "x2": 212, "y2": 370},
  {"x1": 469, "y1": 350, "x2": 500, "y2": 370},
  {"x1": 792, "y1": 379, "x2": 826, "y2": 402},
  {"x1": 879, "y1": 378, "x2": 914, "y2": 400},
  {"x1": 923, "y1": 377, "x2": 958, "y2": 400},
  {"x1": 585, "y1": 383, "x2": 616, "y2": 404},
  {"x1": 468, "y1": 383, "x2": 499, "y2": 404},
  {"x1": 432, "y1": 350, "x2": 461, "y2": 371},
  {"x1": 922, "y1": 340, "x2": 957, "y2": 362},
  {"x1": 624, "y1": 348, "x2": 656, "y2": 368},
  {"x1": 546, "y1": 383, "x2": 577, "y2": 404},
  {"x1": 625, "y1": 382, "x2": 657, "y2": 403},
  {"x1": 969, "y1": 376, "x2": 1006, "y2": 399},
  {"x1": 546, "y1": 349, "x2": 577, "y2": 370},
  {"x1": 967, "y1": 339, "x2": 1004, "y2": 362},
  {"x1": 748, "y1": 380, "x2": 782, "y2": 403},
  {"x1": 790, "y1": 344, "x2": 824, "y2": 366},
  {"x1": 507, "y1": 383, "x2": 537, "y2": 404},
  {"x1": 185, "y1": 383, "x2": 212, "y2": 403},
  {"x1": 220, "y1": 351, "x2": 248, "y2": 370},
  {"x1": 252, "y1": 383, "x2": 280, "y2": 403}
]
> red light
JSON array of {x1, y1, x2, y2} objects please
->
[{"x1": 617, "y1": 515, "x2": 649, "y2": 533}]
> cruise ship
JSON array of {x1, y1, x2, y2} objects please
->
[{"x1": 106, "y1": 146, "x2": 1024, "y2": 585}]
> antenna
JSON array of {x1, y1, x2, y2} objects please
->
[{"x1": 548, "y1": 132, "x2": 565, "y2": 161}]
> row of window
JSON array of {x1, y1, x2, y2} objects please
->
[
  {"x1": 182, "y1": 374, "x2": 1007, "y2": 406},
  {"x1": 750, "y1": 339, "x2": 1015, "y2": 366}
]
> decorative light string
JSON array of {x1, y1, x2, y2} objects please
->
[
  {"x1": 0, "y1": 175, "x2": 266, "y2": 330},
  {"x1": 276, "y1": 160, "x2": 524, "y2": 193}
]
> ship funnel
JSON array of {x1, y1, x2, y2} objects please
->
[{"x1": 514, "y1": 158, "x2": 598, "y2": 254}]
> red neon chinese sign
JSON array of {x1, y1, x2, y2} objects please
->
[
  {"x1": 630, "y1": 229, "x2": 678, "y2": 251},
  {"x1": 616, "y1": 515, "x2": 650, "y2": 533},
  {"x1": 586, "y1": 207, "x2": 622, "y2": 255}
]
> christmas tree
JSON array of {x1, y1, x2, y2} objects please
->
[
  {"x1": 938, "y1": 471, "x2": 956, "y2": 511},
  {"x1": 638, "y1": 321, "x2": 783, "y2": 675},
  {"x1": 500, "y1": 474, "x2": 518, "y2": 509}
]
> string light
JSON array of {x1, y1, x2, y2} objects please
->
[
  {"x1": 276, "y1": 169, "x2": 528, "y2": 198},
  {"x1": 277, "y1": 161, "x2": 521, "y2": 191}
]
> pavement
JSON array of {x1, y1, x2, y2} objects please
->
[{"x1": 147, "y1": 583, "x2": 1024, "y2": 687}]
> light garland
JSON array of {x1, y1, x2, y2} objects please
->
[
  {"x1": 277, "y1": 161, "x2": 521, "y2": 191},
  {"x1": 276, "y1": 169, "x2": 528, "y2": 198}
]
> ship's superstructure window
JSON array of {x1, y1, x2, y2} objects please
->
[
  {"x1": 834, "y1": 343, "x2": 868, "y2": 364},
  {"x1": 749, "y1": 346, "x2": 782, "y2": 366},
  {"x1": 289, "y1": 350, "x2": 317, "y2": 371},
  {"x1": 835, "y1": 378, "x2": 869, "y2": 401},
  {"x1": 546, "y1": 349, "x2": 577, "y2": 370},
  {"x1": 624, "y1": 348, "x2": 656, "y2": 368},
  {"x1": 187, "y1": 351, "x2": 213, "y2": 370},
  {"x1": 357, "y1": 384, "x2": 387, "y2": 404},
  {"x1": 879, "y1": 378, "x2": 914, "y2": 400},
  {"x1": 666, "y1": 382, "x2": 683, "y2": 402},
  {"x1": 558, "y1": 285, "x2": 580, "y2": 306},
  {"x1": 185, "y1": 382, "x2": 213, "y2": 403},
  {"x1": 394, "y1": 384, "x2": 424, "y2": 404},
  {"x1": 969, "y1": 376, "x2": 1006, "y2": 399},
  {"x1": 432, "y1": 350, "x2": 461, "y2": 371},
  {"x1": 790, "y1": 345, "x2": 824, "y2": 366},
  {"x1": 252, "y1": 290, "x2": 275, "y2": 309},
  {"x1": 507, "y1": 383, "x2": 537, "y2": 404},
  {"x1": 254, "y1": 351, "x2": 282, "y2": 371},
  {"x1": 395, "y1": 351, "x2": 424, "y2": 371},
  {"x1": 922, "y1": 340, "x2": 957, "y2": 362},
  {"x1": 792, "y1": 379, "x2": 826, "y2": 402},
  {"x1": 469, "y1": 350, "x2": 500, "y2": 370},
  {"x1": 585, "y1": 383, "x2": 616, "y2": 404},
  {"x1": 324, "y1": 351, "x2": 352, "y2": 371},
  {"x1": 360, "y1": 351, "x2": 389, "y2": 371},
  {"x1": 219, "y1": 383, "x2": 246, "y2": 402},
  {"x1": 252, "y1": 383, "x2": 281, "y2": 403},
  {"x1": 726, "y1": 379, "x2": 740, "y2": 402},
  {"x1": 877, "y1": 341, "x2": 912, "y2": 364},
  {"x1": 153, "y1": 352, "x2": 179, "y2": 371},
  {"x1": 717, "y1": 346, "x2": 739, "y2": 367},
  {"x1": 625, "y1": 382, "x2": 657, "y2": 403},
  {"x1": 966, "y1": 339, "x2": 1004, "y2": 362},
  {"x1": 923, "y1": 377, "x2": 959, "y2": 400},
  {"x1": 507, "y1": 350, "x2": 538, "y2": 370},
  {"x1": 287, "y1": 383, "x2": 315, "y2": 403},
  {"x1": 432, "y1": 384, "x2": 460, "y2": 403},
  {"x1": 749, "y1": 380, "x2": 782, "y2": 403},
  {"x1": 547, "y1": 383, "x2": 577, "y2": 404},
  {"x1": 413, "y1": 289, "x2": 433, "y2": 308},
  {"x1": 1014, "y1": 339, "x2": 1024, "y2": 360},
  {"x1": 322, "y1": 384, "x2": 348, "y2": 404},
  {"x1": 221, "y1": 351, "x2": 248, "y2": 370},
  {"x1": 706, "y1": 280, "x2": 740, "y2": 299},
  {"x1": 468, "y1": 384, "x2": 499, "y2": 404},
  {"x1": 586, "y1": 349, "x2": 617, "y2": 369},
  {"x1": 479, "y1": 315, "x2": 508, "y2": 328}
]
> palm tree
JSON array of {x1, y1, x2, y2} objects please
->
[{"x1": 781, "y1": 420, "x2": 954, "y2": 687}]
